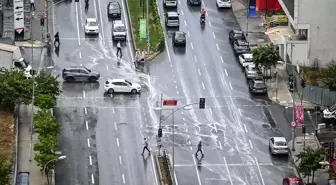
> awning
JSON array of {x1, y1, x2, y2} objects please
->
[{"x1": 265, "y1": 26, "x2": 294, "y2": 45}]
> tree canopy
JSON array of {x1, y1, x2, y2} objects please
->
[
  {"x1": 0, "y1": 153, "x2": 11, "y2": 185},
  {"x1": 323, "y1": 60, "x2": 336, "y2": 90},
  {"x1": 34, "y1": 109, "x2": 60, "y2": 137},
  {"x1": 252, "y1": 43, "x2": 281, "y2": 68}
]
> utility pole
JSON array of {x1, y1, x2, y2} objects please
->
[
  {"x1": 172, "y1": 109, "x2": 175, "y2": 185},
  {"x1": 159, "y1": 93, "x2": 163, "y2": 127},
  {"x1": 246, "y1": 0, "x2": 249, "y2": 36},
  {"x1": 291, "y1": 65, "x2": 296, "y2": 151},
  {"x1": 146, "y1": 0, "x2": 149, "y2": 52},
  {"x1": 29, "y1": 11, "x2": 34, "y2": 161}
]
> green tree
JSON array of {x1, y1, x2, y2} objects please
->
[
  {"x1": 34, "y1": 71, "x2": 62, "y2": 100},
  {"x1": 296, "y1": 147, "x2": 325, "y2": 183},
  {"x1": 33, "y1": 109, "x2": 61, "y2": 137},
  {"x1": 323, "y1": 60, "x2": 336, "y2": 90},
  {"x1": 34, "y1": 135, "x2": 58, "y2": 154},
  {"x1": 0, "y1": 153, "x2": 11, "y2": 185},
  {"x1": 34, "y1": 94, "x2": 56, "y2": 109},
  {"x1": 252, "y1": 43, "x2": 281, "y2": 68},
  {"x1": 34, "y1": 152, "x2": 57, "y2": 184}
]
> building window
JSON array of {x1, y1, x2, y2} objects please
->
[{"x1": 298, "y1": 29, "x2": 308, "y2": 40}]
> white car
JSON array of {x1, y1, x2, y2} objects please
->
[
  {"x1": 216, "y1": 0, "x2": 231, "y2": 8},
  {"x1": 269, "y1": 137, "x2": 289, "y2": 155},
  {"x1": 323, "y1": 104, "x2": 336, "y2": 119},
  {"x1": 238, "y1": 53, "x2": 254, "y2": 68},
  {"x1": 112, "y1": 20, "x2": 127, "y2": 41},
  {"x1": 84, "y1": 18, "x2": 99, "y2": 35},
  {"x1": 104, "y1": 79, "x2": 141, "y2": 94}
]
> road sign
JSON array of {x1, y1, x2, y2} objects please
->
[
  {"x1": 14, "y1": 0, "x2": 24, "y2": 33},
  {"x1": 295, "y1": 105, "x2": 304, "y2": 123},
  {"x1": 291, "y1": 122, "x2": 296, "y2": 128},
  {"x1": 163, "y1": 100, "x2": 178, "y2": 106},
  {"x1": 139, "y1": 19, "x2": 147, "y2": 39}
]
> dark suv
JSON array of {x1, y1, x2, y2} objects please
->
[
  {"x1": 62, "y1": 66, "x2": 100, "y2": 83},
  {"x1": 229, "y1": 29, "x2": 246, "y2": 44},
  {"x1": 172, "y1": 31, "x2": 186, "y2": 47}
]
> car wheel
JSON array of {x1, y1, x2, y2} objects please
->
[
  {"x1": 131, "y1": 89, "x2": 137, "y2": 94},
  {"x1": 108, "y1": 88, "x2": 114, "y2": 94},
  {"x1": 66, "y1": 77, "x2": 75, "y2": 83},
  {"x1": 88, "y1": 77, "x2": 97, "y2": 82}
]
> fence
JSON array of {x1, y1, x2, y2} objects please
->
[{"x1": 286, "y1": 57, "x2": 336, "y2": 107}]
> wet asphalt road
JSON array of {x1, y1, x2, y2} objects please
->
[
  {"x1": 52, "y1": 0, "x2": 297, "y2": 184},
  {"x1": 52, "y1": 0, "x2": 158, "y2": 185}
]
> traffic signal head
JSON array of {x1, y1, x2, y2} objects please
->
[
  {"x1": 40, "y1": 18, "x2": 44, "y2": 26},
  {"x1": 199, "y1": 98, "x2": 205, "y2": 109},
  {"x1": 158, "y1": 128, "x2": 162, "y2": 138},
  {"x1": 302, "y1": 125, "x2": 306, "y2": 134}
]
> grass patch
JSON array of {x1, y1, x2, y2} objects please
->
[
  {"x1": 0, "y1": 111, "x2": 14, "y2": 165},
  {"x1": 158, "y1": 156, "x2": 172, "y2": 185},
  {"x1": 127, "y1": 0, "x2": 165, "y2": 53}
]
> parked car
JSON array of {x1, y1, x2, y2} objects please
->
[
  {"x1": 216, "y1": 0, "x2": 231, "y2": 8},
  {"x1": 104, "y1": 79, "x2": 141, "y2": 94},
  {"x1": 229, "y1": 29, "x2": 246, "y2": 44},
  {"x1": 283, "y1": 177, "x2": 304, "y2": 185},
  {"x1": 249, "y1": 78, "x2": 267, "y2": 94},
  {"x1": 187, "y1": 0, "x2": 201, "y2": 5},
  {"x1": 172, "y1": 31, "x2": 186, "y2": 47},
  {"x1": 107, "y1": 1, "x2": 121, "y2": 18},
  {"x1": 269, "y1": 137, "x2": 289, "y2": 155},
  {"x1": 16, "y1": 172, "x2": 29, "y2": 185},
  {"x1": 244, "y1": 64, "x2": 262, "y2": 79},
  {"x1": 163, "y1": 0, "x2": 177, "y2": 8},
  {"x1": 233, "y1": 40, "x2": 251, "y2": 55},
  {"x1": 238, "y1": 53, "x2": 253, "y2": 68},
  {"x1": 323, "y1": 104, "x2": 336, "y2": 119},
  {"x1": 328, "y1": 179, "x2": 336, "y2": 185},
  {"x1": 112, "y1": 20, "x2": 127, "y2": 41},
  {"x1": 165, "y1": 12, "x2": 179, "y2": 28},
  {"x1": 84, "y1": 18, "x2": 99, "y2": 35},
  {"x1": 62, "y1": 66, "x2": 100, "y2": 83}
]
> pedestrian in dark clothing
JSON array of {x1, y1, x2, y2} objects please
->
[
  {"x1": 195, "y1": 141, "x2": 204, "y2": 157},
  {"x1": 141, "y1": 138, "x2": 151, "y2": 155},
  {"x1": 116, "y1": 41, "x2": 122, "y2": 58},
  {"x1": 30, "y1": 0, "x2": 35, "y2": 11},
  {"x1": 54, "y1": 32, "x2": 60, "y2": 46}
]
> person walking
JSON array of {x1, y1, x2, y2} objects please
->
[
  {"x1": 30, "y1": 0, "x2": 35, "y2": 11},
  {"x1": 195, "y1": 141, "x2": 204, "y2": 157},
  {"x1": 54, "y1": 32, "x2": 60, "y2": 46},
  {"x1": 116, "y1": 41, "x2": 122, "y2": 58},
  {"x1": 141, "y1": 138, "x2": 151, "y2": 155}
]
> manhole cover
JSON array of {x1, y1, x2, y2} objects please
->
[{"x1": 262, "y1": 124, "x2": 270, "y2": 128}]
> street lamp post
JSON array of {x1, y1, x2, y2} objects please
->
[
  {"x1": 42, "y1": 155, "x2": 66, "y2": 185},
  {"x1": 154, "y1": 103, "x2": 195, "y2": 185}
]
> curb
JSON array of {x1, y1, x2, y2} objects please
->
[
  {"x1": 15, "y1": 41, "x2": 46, "y2": 48},
  {"x1": 123, "y1": 0, "x2": 136, "y2": 54},
  {"x1": 145, "y1": 51, "x2": 161, "y2": 61}
]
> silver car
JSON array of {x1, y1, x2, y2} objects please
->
[
  {"x1": 244, "y1": 64, "x2": 262, "y2": 79},
  {"x1": 62, "y1": 66, "x2": 100, "y2": 83},
  {"x1": 165, "y1": 12, "x2": 179, "y2": 28}
]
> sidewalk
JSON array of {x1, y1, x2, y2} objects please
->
[
  {"x1": 1, "y1": 0, "x2": 46, "y2": 43},
  {"x1": 18, "y1": 105, "x2": 46, "y2": 185}
]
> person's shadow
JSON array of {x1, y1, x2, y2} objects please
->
[
  {"x1": 85, "y1": 4, "x2": 89, "y2": 13},
  {"x1": 55, "y1": 45, "x2": 60, "y2": 57}
]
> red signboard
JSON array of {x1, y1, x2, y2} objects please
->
[
  {"x1": 295, "y1": 105, "x2": 304, "y2": 128},
  {"x1": 163, "y1": 100, "x2": 178, "y2": 106}
]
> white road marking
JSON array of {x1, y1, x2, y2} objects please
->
[
  {"x1": 238, "y1": 108, "x2": 242, "y2": 116},
  {"x1": 201, "y1": 82, "x2": 205, "y2": 90},
  {"x1": 83, "y1": 91, "x2": 86, "y2": 98},
  {"x1": 106, "y1": 64, "x2": 109, "y2": 71},
  {"x1": 202, "y1": 1, "x2": 205, "y2": 5},
  {"x1": 87, "y1": 138, "x2": 90, "y2": 147},
  {"x1": 184, "y1": 20, "x2": 187, "y2": 26},
  {"x1": 208, "y1": 20, "x2": 212, "y2": 26},
  {"x1": 178, "y1": 0, "x2": 181, "y2": 4},
  {"x1": 91, "y1": 174, "x2": 95, "y2": 184},
  {"x1": 214, "y1": 123, "x2": 218, "y2": 133},
  {"x1": 218, "y1": 141, "x2": 222, "y2": 150},
  {"x1": 112, "y1": 108, "x2": 115, "y2": 114},
  {"x1": 216, "y1": 43, "x2": 220, "y2": 50},
  {"x1": 209, "y1": 108, "x2": 213, "y2": 115},
  {"x1": 89, "y1": 156, "x2": 93, "y2": 165},
  {"x1": 244, "y1": 124, "x2": 248, "y2": 133},
  {"x1": 220, "y1": 56, "x2": 224, "y2": 63},
  {"x1": 194, "y1": 55, "x2": 198, "y2": 63},
  {"x1": 84, "y1": 107, "x2": 87, "y2": 114},
  {"x1": 255, "y1": 157, "x2": 266, "y2": 185},
  {"x1": 175, "y1": 85, "x2": 178, "y2": 89},
  {"x1": 181, "y1": 111, "x2": 184, "y2": 115},
  {"x1": 85, "y1": 121, "x2": 89, "y2": 130},
  {"x1": 187, "y1": 31, "x2": 190, "y2": 37},
  {"x1": 114, "y1": 122, "x2": 117, "y2": 130},
  {"x1": 249, "y1": 140, "x2": 253, "y2": 148},
  {"x1": 80, "y1": 64, "x2": 83, "y2": 66},
  {"x1": 223, "y1": 157, "x2": 233, "y2": 185},
  {"x1": 169, "y1": 154, "x2": 179, "y2": 185},
  {"x1": 181, "y1": 10, "x2": 184, "y2": 15},
  {"x1": 183, "y1": 118, "x2": 186, "y2": 121},
  {"x1": 198, "y1": 69, "x2": 201, "y2": 76},
  {"x1": 119, "y1": 156, "x2": 122, "y2": 164},
  {"x1": 151, "y1": 155, "x2": 160, "y2": 185},
  {"x1": 175, "y1": 163, "x2": 274, "y2": 167},
  {"x1": 192, "y1": 155, "x2": 203, "y2": 185},
  {"x1": 94, "y1": 0, "x2": 105, "y2": 41},
  {"x1": 224, "y1": 69, "x2": 228, "y2": 76},
  {"x1": 122, "y1": 174, "x2": 126, "y2": 184},
  {"x1": 75, "y1": 3, "x2": 81, "y2": 45},
  {"x1": 79, "y1": 52, "x2": 82, "y2": 58},
  {"x1": 229, "y1": 82, "x2": 233, "y2": 90},
  {"x1": 116, "y1": 138, "x2": 120, "y2": 147},
  {"x1": 177, "y1": 91, "x2": 179, "y2": 94},
  {"x1": 186, "y1": 128, "x2": 188, "y2": 132},
  {"x1": 212, "y1": 32, "x2": 216, "y2": 38},
  {"x1": 190, "y1": 42, "x2": 194, "y2": 49}
]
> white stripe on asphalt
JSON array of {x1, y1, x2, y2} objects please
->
[
  {"x1": 87, "y1": 138, "x2": 90, "y2": 147},
  {"x1": 85, "y1": 121, "x2": 88, "y2": 130},
  {"x1": 116, "y1": 138, "x2": 120, "y2": 147},
  {"x1": 255, "y1": 157, "x2": 266, "y2": 185},
  {"x1": 122, "y1": 174, "x2": 125, "y2": 184},
  {"x1": 89, "y1": 156, "x2": 93, "y2": 165},
  {"x1": 75, "y1": 3, "x2": 81, "y2": 45},
  {"x1": 192, "y1": 155, "x2": 202, "y2": 185},
  {"x1": 223, "y1": 157, "x2": 233, "y2": 185},
  {"x1": 91, "y1": 174, "x2": 95, "y2": 184}
]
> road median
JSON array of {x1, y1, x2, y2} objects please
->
[
  {"x1": 154, "y1": 151, "x2": 173, "y2": 185},
  {"x1": 126, "y1": 0, "x2": 165, "y2": 55}
]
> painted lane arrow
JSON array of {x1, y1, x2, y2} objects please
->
[
  {"x1": 15, "y1": 6, "x2": 23, "y2": 9},
  {"x1": 15, "y1": 18, "x2": 23, "y2": 21}
]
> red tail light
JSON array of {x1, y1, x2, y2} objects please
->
[{"x1": 273, "y1": 147, "x2": 278, "y2": 150}]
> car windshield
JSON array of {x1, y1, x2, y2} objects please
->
[
  {"x1": 234, "y1": 34, "x2": 244, "y2": 39},
  {"x1": 88, "y1": 21, "x2": 98, "y2": 26},
  {"x1": 245, "y1": 57, "x2": 253, "y2": 62},
  {"x1": 254, "y1": 82, "x2": 265, "y2": 88},
  {"x1": 125, "y1": 80, "x2": 132, "y2": 86},
  {"x1": 275, "y1": 141, "x2": 287, "y2": 146},
  {"x1": 176, "y1": 33, "x2": 185, "y2": 39},
  {"x1": 114, "y1": 25, "x2": 125, "y2": 32},
  {"x1": 109, "y1": 4, "x2": 119, "y2": 10},
  {"x1": 83, "y1": 67, "x2": 91, "y2": 72},
  {"x1": 168, "y1": 16, "x2": 179, "y2": 20}
]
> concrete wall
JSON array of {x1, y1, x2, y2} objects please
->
[
  {"x1": 286, "y1": 41, "x2": 308, "y2": 66},
  {"x1": 297, "y1": 0, "x2": 336, "y2": 66}
]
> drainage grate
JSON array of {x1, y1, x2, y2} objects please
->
[{"x1": 262, "y1": 107, "x2": 276, "y2": 128}]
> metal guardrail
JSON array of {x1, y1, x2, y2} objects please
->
[{"x1": 12, "y1": 112, "x2": 19, "y2": 185}]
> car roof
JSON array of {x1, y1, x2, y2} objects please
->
[
  {"x1": 175, "y1": 31, "x2": 185, "y2": 35},
  {"x1": 272, "y1": 137, "x2": 286, "y2": 142},
  {"x1": 242, "y1": 53, "x2": 253, "y2": 58},
  {"x1": 65, "y1": 66, "x2": 86, "y2": 70},
  {"x1": 109, "y1": 1, "x2": 120, "y2": 5},
  {"x1": 236, "y1": 40, "x2": 249, "y2": 45},
  {"x1": 110, "y1": 79, "x2": 126, "y2": 82},
  {"x1": 167, "y1": 11, "x2": 179, "y2": 16},
  {"x1": 86, "y1": 18, "x2": 97, "y2": 22},
  {"x1": 231, "y1": 29, "x2": 244, "y2": 34},
  {"x1": 113, "y1": 20, "x2": 124, "y2": 25}
]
